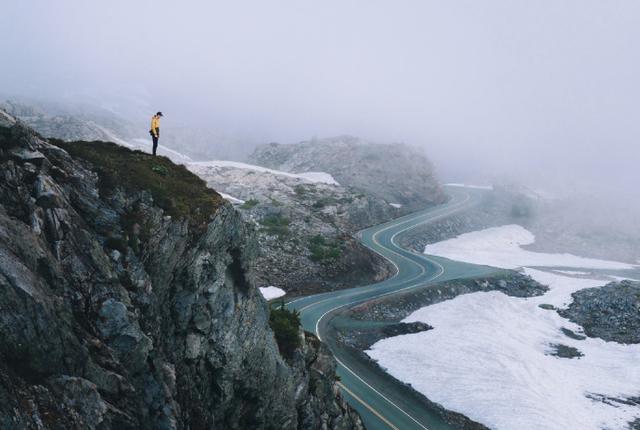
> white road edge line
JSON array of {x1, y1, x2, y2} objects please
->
[{"x1": 311, "y1": 193, "x2": 471, "y2": 430}]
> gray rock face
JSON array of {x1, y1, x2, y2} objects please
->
[
  {"x1": 189, "y1": 162, "x2": 394, "y2": 296},
  {"x1": 249, "y1": 136, "x2": 446, "y2": 211},
  {"x1": 559, "y1": 280, "x2": 640, "y2": 344},
  {"x1": 0, "y1": 115, "x2": 363, "y2": 429}
]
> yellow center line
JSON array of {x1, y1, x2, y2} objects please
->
[{"x1": 337, "y1": 381, "x2": 400, "y2": 430}]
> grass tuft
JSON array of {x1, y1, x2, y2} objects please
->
[{"x1": 53, "y1": 140, "x2": 223, "y2": 225}]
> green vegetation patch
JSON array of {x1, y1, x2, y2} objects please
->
[
  {"x1": 312, "y1": 196, "x2": 337, "y2": 208},
  {"x1": 308, "y1": 234, "x2": 342, "y2": 263},
  {"x1": 240, "y1": 198, "x2": 259, "y2": 209},
  {"x1": 294, "y1": 184, "x2": 314, "y2": 197},
  {"x1": 260, "y1": 214, "x2": 290, "y2": 237},
  {"x1": 269, "y1": 303, "x2": 301, "y2": 360},
  {"x1": 54, "y1": 140, "x2": 223, "y2": 225}
]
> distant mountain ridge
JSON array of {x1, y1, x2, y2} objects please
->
[{"x1": 249, "y1": 135, "x2": 446, "y2": 211}]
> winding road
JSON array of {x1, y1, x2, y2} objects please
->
[{"x1": 288, "y1": 186, "x2": 497, "y2": 430}]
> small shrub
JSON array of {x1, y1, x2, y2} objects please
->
[
  {"x1": 260, "y1": 214, "x2": 290, "y2": 237},
  {"x1": 269, "y1": 197, "x2": 283, "y2": 207},
  {"x1": 310, "y1": 234, "x2": 325, "y2": 246},
  {"x1": 312, "y1": 197, "x2": 337, "y2": 209},
  {"x1": 269, "y1": 303, "x2": 301, "y2": 360},
  {"x1": 151, "y1": 164, "x2": 169, "y2": 176},
  {"x1": 294, "y1": 184, "x2": 311, "y2": 196},
  {"x1": 240, "y1": 198, "x2": 259, "y2": 209},
  {"x1": 308, "y1": 235, "x2": 342, "y2": 263}
]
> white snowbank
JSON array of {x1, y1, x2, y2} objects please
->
[
  {"x1": 423, "y1": 225, "x2": 634, "y2": 270},
  {"x1": 389, "y1": 203, "x2": 403, "y2": 208},
  {"x1": 259, "y1": 286, "x2": 286, "y2": 300},
  {"x1": 444, "y1": 183, "x2": 493, "y2": 190},
  {"x1": 367, "y1": 225, "x2": 640, "y2": 429},
  {"x1": 553, "y1": 269, "x2": 590, "y2": 276},
  {"x1": 368, "y1": 287, "x2": 640, "y2": 430},
  {"x1": 188, "y1": 160, "x2": 339, "y2": 185},
  {"x1": 218, "y1": 192, "x2": 245, "y2": 205},
  {"x1": 296, "y1": 171, "x2": 340, "y2": 185}
]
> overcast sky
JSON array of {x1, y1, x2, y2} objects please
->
[{"x1": 1, "y1": 1, "x2": 639, "y2": 197}]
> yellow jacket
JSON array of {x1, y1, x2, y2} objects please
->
[{"x1": 150, "y1": 115, "x2": 161, "y2": 137}]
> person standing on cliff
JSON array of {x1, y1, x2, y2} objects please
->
[{"x1": 149, "y1": 111, "x2": 163, "y2": 156}]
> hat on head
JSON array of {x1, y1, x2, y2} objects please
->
[{"x1": 156, "y1": 111, "x2": 163, "y2": 117}]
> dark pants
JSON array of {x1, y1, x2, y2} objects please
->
[{"x1": 150, "y1": 128, "x2": 159, "y2": 155}]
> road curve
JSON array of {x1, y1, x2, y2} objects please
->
[{"x1": 288, "y1": 186, "x2": 496, "y2": 430}]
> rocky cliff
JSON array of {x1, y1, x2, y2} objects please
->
[
  {"x1": 189, "y1": 162, "x2": 394, "y2": 296},
  {"x1": 0, "y1": 113, "x2": 363, "y2": 429},
  {"x1": 249, "y1": 136, "x2": 446, "y2": 212}
]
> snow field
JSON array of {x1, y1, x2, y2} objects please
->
[{"x1": 367, "y1": 225, "x2": 640, "y2": 429}]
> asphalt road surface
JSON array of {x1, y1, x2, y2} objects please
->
[{"x1": 288, "y1": 187, "x2": 498, "y2": 430}]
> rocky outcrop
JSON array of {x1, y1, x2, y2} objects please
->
[
  {"x1": 0, "y1": 116, "x2": 363, "y2": 429},
  {"x1": 559, "y1": 280, "x2": 640, "y2": 344},
  {"x1": 190, "y1": 162, "x2": 395, "y2": 296},
  {"x1": 249, "y1": 136, "x2": 446, "y2": 212}
]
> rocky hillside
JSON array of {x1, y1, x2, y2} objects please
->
[
  {"x1": 0, "y1": 113, "x2": 363, "y2": 429},
  {"x1": 559, "y1": 280, "x2": 640, "y2": 344},
  {"x1": 249, "y1": 135, "x2": 446, "y2": 212},
  {"x1": 189, "y1": 161, "x2": 394, "y2": 296}
]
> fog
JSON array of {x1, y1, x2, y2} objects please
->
[{"x1": 1, "y1": 1, "x2": 639, "y2": 204}]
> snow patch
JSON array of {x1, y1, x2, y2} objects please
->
[
  {"x1": 553, "y1": 269, "x2": 591, "y2": 276},
  {"x1": 423, "y1": 225, "x2": 634, "y2": 270},
  {"x1": 367, "y1": 225, "x2": 640, "y2": 429},
  {"x1": 368, "y1": 288, "x2": 640, "y2": 430},
  {"x1": 389, "y1": 203, "x2": 402, "y2": 208},
  {"x1": 188, "y1": 160, "x2": 339, "y2": 185},
  {"x1": 259, "y1": 286, "x2": 286, "y2": 300},
  {"x1": 296, "y1": 171, "x2": 340, "y2": 185},
  {"x1": 218, "y1": 192, "x2": 245, "y2": 205},
  {"x1": 444, "y1": 183, "x2": 493, "y2": 190}
]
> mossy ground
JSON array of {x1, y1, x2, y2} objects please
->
[{"x1": 53, "y1": 140, "x2": 223, "y2": 225}]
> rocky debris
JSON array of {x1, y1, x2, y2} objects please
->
[
  {"x1": 547, "y1": 343, "x2": 584, "y2": 359},
  {"x1": 347, "y1": 271, "x2": 547, "y2": 323},
  {"x1": 189, "y1": 162, "x2": 395, "y2": 296},
  {"x1": 559, "y1": 280, "x2": 640, "y2": 344},
  {"x1": 249, "y1": 135, "x2": 446, "y2": 212},
  {"x1": 294, "y1": 334, "x2": 364, "y2": 430},
  {"x1": 0, "y1": 114, "x2": 363, "y2": 429},
  {"x1": 338, "y1": 321, "x2": 433, "y2": 351},
  {"x1": 561, "y1": 327, "x2": 587, "y2": 340}
]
